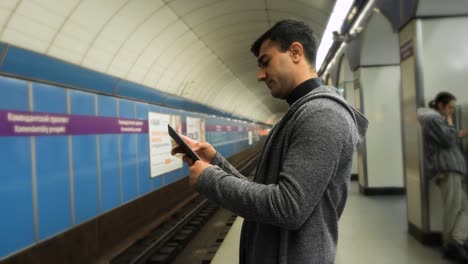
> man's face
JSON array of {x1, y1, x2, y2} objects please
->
[
  {"x1": 256, "y1": 39, "x2": 295, "y2": 99},
  {"x1": 440, "y1": 100, "x2": 456, "y2": 117}
]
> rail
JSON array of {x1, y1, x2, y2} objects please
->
[{"x1": 112, "y1": 143, "x2": 262, "y2": 264}]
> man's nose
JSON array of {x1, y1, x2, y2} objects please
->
[{"x1": 257, "y1": 68, "x2": 266, "y2": 82}]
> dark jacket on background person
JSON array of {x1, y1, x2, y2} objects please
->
[
  {"x1": 196, "y1": 84, "x2": 368, "y2": 264},
  {"x1": 418, "y1": 108, "x2": 467, "y2": 178}
]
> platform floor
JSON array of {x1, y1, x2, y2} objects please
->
[{"x1": 212, "y1": 181, "x2": 452, "y2": 264}]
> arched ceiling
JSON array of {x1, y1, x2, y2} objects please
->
[{"x1": 0, "y1": 0, "x2": 335, "y2": 124}]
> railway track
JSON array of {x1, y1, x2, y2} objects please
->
[{"x1": 111, "y1": 146, "x2": 260, "y2": 264}]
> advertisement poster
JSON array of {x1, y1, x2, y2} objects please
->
[
  {"x1": 148, "y1": 112, "x2": 182, "y2": 178},
  {"x1": 186, "y1": 117, "x2": 206, "y2": 142}
]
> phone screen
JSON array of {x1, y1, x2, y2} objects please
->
[{"x1": 167, "y1": 124, "x2": 200, "y2": 161}]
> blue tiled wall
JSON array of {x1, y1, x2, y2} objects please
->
[
  {"x1": 136, "y1": 102, "x2": 151, "y2": 195},
  {"x1": 0, "y1": 73, "x2": 264, "y2": 259},
  {"x1": 33, "y1": 83, "x2": 72, "y2": 240},
  {"x1": 70, "y1": 90, "x2": 99, "y2": 225},
  {"x1": 0, "y1": 78, "x2": 35, "y2": 257},
  {"x1": 119, "y1": 99, "x2": 138, "y2": 203},
  {"x1": 97, "y1": 95, "x2": 121, "y2": 212}
]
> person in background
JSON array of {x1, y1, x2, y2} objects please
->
[
  {"x1": 172, "y1": 19, "x2": 368, "y2": 264},
  {"x1": 419, "y1": 91, "x2": 468, "y2": 263}
]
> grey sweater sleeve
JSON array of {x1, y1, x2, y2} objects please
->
[
  {"x1": 424, "y1": 115, "x2": 458, "y2": 148},
  {"x1": 196, "y1": 101, "x2": 351, "y2": 230},
  {"x1": 210, "y1": 152, "x2": 248, "y2": 180}
]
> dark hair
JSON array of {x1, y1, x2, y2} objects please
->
[
  {"x1": 250, "y1": 19, "x2": 318, "y2": 67},
  {"x1": 428, "y1": 92, "x2": 456, "y2": 109}
]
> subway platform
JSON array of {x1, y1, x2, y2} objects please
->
[{"x1": 212, "y1": 182, "x2": 452, "y2": 264}]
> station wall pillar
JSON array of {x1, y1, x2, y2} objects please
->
[{"x1": 400, "y1": 3, "x2": 468, "y2": 243}]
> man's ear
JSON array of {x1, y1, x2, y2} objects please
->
[
  {"x1": 437, "y1": 101, "x2": 444, "y2": 111},
  {"x1": 289, "y1": 42, "x2": 304, "y2": 63}
]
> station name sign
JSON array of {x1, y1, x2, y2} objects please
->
[{"x1": 0, "y1": 110, "x2": 148, "y2": 136}]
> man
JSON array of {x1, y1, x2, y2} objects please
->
[
  {"x1": 172, "y1": 20, "x2": 368, "y2": 264},
  {"x1": 418, "y1": 92, "x2": 468, "y2": 263}
]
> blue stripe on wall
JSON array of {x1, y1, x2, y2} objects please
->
[
  {"x1": 0, "y1": 46, "x2": 118, "y2": 95},
  {"x1": 116, "y1": 80, "x2": 166, "y2": 106},
  {"x1": 33, "y1": 83, "x2": 72, "y2": 240},
  {"x1": 97, "y1": 95, "x2": 120, "y2": 212},
  {"x1": 119, "y1": 99, "x2": 138, "y2": 202},
  {"x1": 70, "y1": 90, "x2": 99, "y2": 225},
  {"x1": 164, "y1": 94, "x2": 190, "y2": 111},
  {"x1": 135, "y1": 102, "x2": 151, "y2": 195},
  {"x1": 0, "y1": 77, "x2": 35, "y2": 258},
  {"x1": 0, "y1": 43, "x2": 262, "y2": 124}
]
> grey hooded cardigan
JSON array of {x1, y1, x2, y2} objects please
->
[
  {"x1": 196, "y1": 85, "x2": 368, "y2": 264},
  {"x1": 418, "y1": 108, "x2": 467, "y2": 178}
]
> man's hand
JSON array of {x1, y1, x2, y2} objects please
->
[
  {"x1": 171, "y1": 136, "x2": 217, "y2": 188},
  {"x1": 458, "y1": 129, "x2": 468, "y2": 138},
  {"x1": 446, "y1": 115, "x2": 454, "y2": 126},
  {"x1": 171, "y1": 135, "x2": 216, "y2": 163},
  {"x1": 183, "y1": 156, "x2": 212, "y2": 188}
]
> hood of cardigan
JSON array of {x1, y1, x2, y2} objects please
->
[{"x1": 287, "y1": 85, "x2": 368, "y2": 145}]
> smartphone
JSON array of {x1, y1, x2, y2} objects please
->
[{"x1": 168, "y1": 124, "x2": 200, "y2": 161}]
